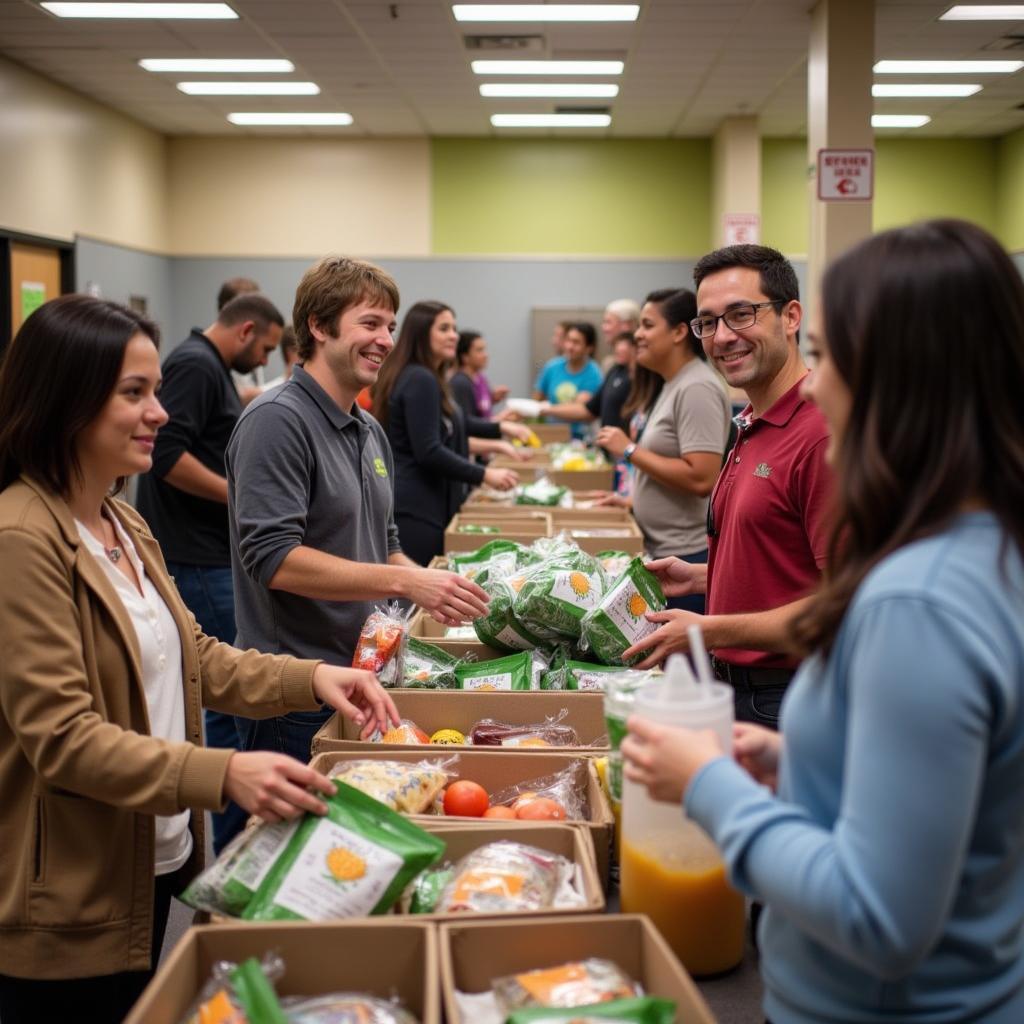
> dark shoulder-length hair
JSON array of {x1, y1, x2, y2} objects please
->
[
  {"x1": 793, "y1": 219, "x2": 1024, "y2": 655},
  {"x1": 371, "y1": 300, "x2": 455, "y2": 427},
  {"x1": 0, "y1": 294, "x2": 159, "y2": 494},
  {"x1": 643, "y1": 287, "x2": 704, "y2": 359}
]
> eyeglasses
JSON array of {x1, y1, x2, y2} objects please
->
[{"x1": 690, "y1": 300, "x2": 787, "y2": 340}]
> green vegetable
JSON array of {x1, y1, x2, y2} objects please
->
[
  {"x1": 473, "y1": 576, "x2": 549, "y2": 652},
  {"x1": 242, "y1": 783, "x2": 445, "y2": 921},
  {"x1": 229, "y1": 958, "x2": 288, "y2": 1024},
  {"x1": 580, "y1": 558, "x2": 667, "y2": 666},
  {"x1": 449, "y1": 539, "x2": 523, "y2": 581},
  {"x1": 513, "y1": 550, "x2": 607, "y2": 641},
  {"x1": 455, "y1": 650, "x2": 534, "y2": 691},
  {"x1": 505, "y1": 996, "x2": 677, "y2": 1024},
  {"x1": 402, "y1": 637, "x2": 459, "y2": 689},
  {"x1": 516, "y1": 479, "x2": 568, "y2": 506},
  {"x1": 407, "y1": 863, "x2": 454, "y2": 914},
  {"x1": 458, "y1": 523, "x2": 501, "y2": 534}
]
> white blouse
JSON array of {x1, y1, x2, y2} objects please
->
[{"x1": 75, "y1": 514, "x2": 193, "y2": 876}]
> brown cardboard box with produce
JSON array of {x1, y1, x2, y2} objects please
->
[
  {"x1": 126, "y1": 921, "x2": 439, "y2": 1024},
  {"x1": 444, "y1": 512, "x2": 552, "y2": 553}
]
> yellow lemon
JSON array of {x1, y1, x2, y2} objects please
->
[
  {"x1": 430, "y1": 728, "x2": 466, "y2": 745},
  {"x1": 326, "y1": 847, "x2": 366, "y2": 882}
]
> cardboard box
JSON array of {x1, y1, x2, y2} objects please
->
[
  {"x1": 444, "y1": 512, "x2": 552, "y2": 553},
  {"x1": 560, "y1": 518, "x2": 645, "y2": 555},
  {"x1": 408, "y1": 609, "x2": 503, "y2": 661},
  {"x1": 440, "y1": 914, "x2": 717, "y2": 1024},
  {"x1": 529, "y1": 422, "x2": 571, "y2": 444},
  {"x1": 547, "y1": 466, "x2": 615, "y2": 491},
  {"x1": 127, "y1": 921, "x2": 439, "y2": 1024},
  {"x1": 412, "y1": 821, "x2": 604, "y2": 920},
  {"x1": 308, "y1": 748, "x2": 614, "y2": 885},
  {"x1": 549, "y1": 505, "x2": 635, "y2": 525},
  {"x1": 311, "y1": 689, "x2": 609, "y2": 756}
]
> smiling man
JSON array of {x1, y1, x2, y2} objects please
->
[
  {"x1": 225, "y1": 256, "x2": 489, "y2": 764},
  {"x1": 626, "y1": 244, "x2": 832, "y2": 728}
]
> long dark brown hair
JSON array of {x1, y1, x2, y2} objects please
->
[
  {"x1": 371, "y1": 300, "x2": 455, "y2": 428},
  {"x1": 0, "y1": 295, "x2": 159, "y2": 494},
  {"x1": 793, "y1": 219, "x2": 1024, "y2": 655}
]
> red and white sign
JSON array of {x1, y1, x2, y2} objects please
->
[
  {"x1": 817, "y1": 148, "x2": 874, "y2": 201},
  {"x1": 723, "y1": 212, "x2": 761, "y2": 245}
]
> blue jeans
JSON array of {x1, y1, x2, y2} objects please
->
[
  {"x1": 166, "y1": 561, "x2": 248, "y2": 854},
  {"x1": 235, "y1": 708, "x2": 333, "y2": 765},
  {"x1": 665, "y1": 548, "x2": 708, "y2": 615}
]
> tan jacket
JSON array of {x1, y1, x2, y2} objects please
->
[{"x1": 0, "y1": 477, "x2": 321, "y2": 979}]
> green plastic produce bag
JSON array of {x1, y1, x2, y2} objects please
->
[
  {"x1": 513, "y1": 551, "x2": 606, "y2": 641},
  {"x1": 402, "y1": 637, "x2": 459, "y2": 689},
  {"x1": 455, "y1": 650, "x2": 534, "y2": 691},
  {"x1": 580, "y1": 558, "x2": 666, "y2": 666}
]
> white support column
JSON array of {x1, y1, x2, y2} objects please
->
[
  {"x1": 807, "y1": 0, "x2": 874, "y2": 303},
  {"x1": 712, "y1": 116, "x2": 762, "y2": 248}
]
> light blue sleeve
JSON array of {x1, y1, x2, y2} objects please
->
[{"x1": 686, "y1": 595, "x2": 994, "y2": 979}]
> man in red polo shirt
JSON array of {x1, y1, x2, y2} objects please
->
[{"x1": 624, "y1": 244, "x2": 831, "y2": 727}]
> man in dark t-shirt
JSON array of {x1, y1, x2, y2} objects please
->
[{"x1": 136, "y1": 292, "x2": 283, "y2": 851}]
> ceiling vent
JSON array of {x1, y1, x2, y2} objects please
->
[
  {"x1": 981, "y1": 34, "x2": 1024, "y2": 51},
  {"x1": 464, "y1": 35, "x2": 546, "y2": 54}
]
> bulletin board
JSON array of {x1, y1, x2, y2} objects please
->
[{"x1": 0, "y1": 230, "x2": 76, "y2": 355}]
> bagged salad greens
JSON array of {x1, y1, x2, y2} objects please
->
[
  {"x1": 455, "y1": 650, "x2": 534, "y2": 691},
  {"x1": 401, "y1": 637, "x2": 459, "y2": 689},
  {"x1": 473, "y1": 574, "x2": 549, "y2": 652},
  {"x1": 516, "y1": 476, "x2": 569, "y2": 507},
  {"x1": 579, "y1": 558, "x2": 666, "y2": 666},
  {"x1": 505, "y1": 996, "x2": 677, "y2": 1024},
  {"x1": 243, "y1": 782, "x2": 445, "y2": 921},
  {"x1": 512, "y1": 548, "x2": 606, "y2": 642},
  {"x1": 448, "y1": 539, "x2": 524, "y2": 582},
  {"x1": 594, "y1": 549, "x2": 634, "y2": 579},
  {"x1": 542, "y1": 661, "x2": 655, "y2": 693}
]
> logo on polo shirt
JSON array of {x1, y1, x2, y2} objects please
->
[
  {"x1": 754, "y1": 462, "x2": 772, "y2": 479},
  {"x1": 373, "y1": 457, "x2": 388, "y2": 478}
]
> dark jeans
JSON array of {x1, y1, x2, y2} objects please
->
[
  {"x1": 235, "y1": 707, "x2": 333, "y2": 765},
  {"x1": 732, "y1": 681, "x2": 788, "y2": 730},
  {"x1": 166, "y1": 561, "x2": 248, "y2": 853},
  {"x1": 0, "y1": 871, "x2": 176, "y2": 1024},
  {"x1": 665, "y1": 547, "x2": 708, "y2": 615}
]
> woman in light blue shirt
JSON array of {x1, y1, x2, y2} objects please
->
[{"x1": 623, "y1": 219, "x2": 1024, "y2": 1023}]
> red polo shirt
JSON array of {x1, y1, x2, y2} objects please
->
[{"x1": 706, "y1": 376, "x2": 832, "y2": 669}]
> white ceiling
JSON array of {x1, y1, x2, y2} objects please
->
[{"x1": 1, "y1": 0, "x2": 1022, "y2": 138}]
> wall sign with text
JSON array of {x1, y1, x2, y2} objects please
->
[{"x1": 816, "y1": 148, "x2": 874, "y2": 201}]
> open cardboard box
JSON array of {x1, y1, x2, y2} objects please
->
[
  {"x1": 308, "y1": 748, "x2": 614, "y2": 886},
  {"x1": 440, "y1": 914, "x2": 717, "y2": 1024},
  {"x1": 311, "y1": 689, "x2": 609, "y2": 756},
  {"x1": 561, "y1": 518, "x2": 645, "y2": 555},
  {"x1": 126, "y1": 921, "x2": 439, "y2": 1024},
  {"x1": 528, "y1": 422, "x2": 571, "y2": 444},
  {"x1": 444, "y1": 512, "x2": 552, "y2": 553},
  {"x1": 408, "y1": 608, "x2": 503, "y2": 661},
  {"x1": 413, "y1": 821, "x2": 603, "y2": 921}
]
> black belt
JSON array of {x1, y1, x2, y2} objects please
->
[{"x1": 712, "y1": 656, "x2": 795, "y2": 690}]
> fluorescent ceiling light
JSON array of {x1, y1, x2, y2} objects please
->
[
  {"x1": 874, "y1": 59, "x2": 1023, "y2": 73},
  {"x1": 872, "y1": 83, "x2": 981, "y2": 96},
  {"x1": 872, "y1": 114, "x2": 931, "y2": 127},
  {"x1": 141, "y1": 58, "x2": 294, "y2": 72},
  {"x1": 472, "y1": 59, "x2": 624, "y2": 75},
  {"x1": 454, "y1": 4, "x2": 638, "y2": 21},
  {"x1": 228, "y1": 112, "x2": 353, "y2": 125},
  {"x1": 480, "y1": 82, "x2": 619, "y2": 97},
  {"x1": 42, "y1": 2, "x2": 236, "y2": 17},
  {"x1": 491, "y1": 113, "x2": 611, "y2": 126},
  {"x1": 940, "y1": 5, "x2": 1024, "y2": 19},
  {"x1": 179, "y1": 81, "x2": 320, "y2": 95}
]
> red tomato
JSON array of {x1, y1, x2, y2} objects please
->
[
  {"x1": 443, "y1": 780, "x2": 490, "y2": 817},
  {"x1": 514, "y1": 796, "x2": 567, "y2": 821},
  {"x1": 482, "y1": 805, "x2": 517, "y2": 820}
]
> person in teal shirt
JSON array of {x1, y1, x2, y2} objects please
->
[
  {"x1": 533, "y1": 321, "x2": 603, "y2": 440},
  {"x1": 623, "y1": 220, "x2": 1024, "y2": 1023}
]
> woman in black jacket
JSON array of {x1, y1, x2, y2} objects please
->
[{"x1": 371, "y1": 301, "x2": 520, "y2": 565}]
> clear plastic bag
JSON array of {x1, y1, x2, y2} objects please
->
[
  {"x1": 505, "y1": 996, "x2": 677, "y2": 1024},
  {"x1": 492, "y1": 958, "x2": 642, "y2": 1014},
  {"x1": 327, "y1": 756, "x2": 458, "y2": 814},
  {"x1": 436, "y1": 840, "x2": 566, "y2": 914},
  {"x1": 579, "y1": 557, "x2": 666, "y2": 666},
  {"x1": 281, "y1": 992, "x2": 420, "y2": 1024},
  {"x1": 469, "y1": 708, "x2": 580, "y2": 749},
  {"x1": 178, "y1": 953, "x2": 286, "y2": 1024},
  {"x1": 487, "y1": 761, "x2": 589, "y2": 821},
  {"x1": 375, "y1": 719, "x2": 430, "y2": 745},
  {"x1": 352, "y1": 602, "x2": 412, "y2": 686},
  {"x1": 401, "y1": 637, "x2": 460, "y2": 689}
]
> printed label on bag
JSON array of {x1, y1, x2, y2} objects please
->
[
  {"x1": 494, "y1": 624, "x2": 534, "y2": 650},
  {"x1": 601, "y1": 575, "x2": 656, "y2": 643},
  {"x1": 271, "y1": 819, "x2": 402, "y2": 919},
  {"x1": 462, "y1": 671, "x2": 514, "y2": 691},
  {"x1": 549, "y1": 571, "x2": 602, "y2": 611},
  {"x1": 233, "y1": 820, "x2": 299, "y2": 891}
]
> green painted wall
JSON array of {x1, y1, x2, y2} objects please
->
[
  {"x1": 431, "y1": 138, "x2": 711, "y2": 256},
  {"x1": 761, "y1": 138, "x2": 810, "y2": 255},
  {"x1": 996, "y1": 127, "x2": 1024, "y2": 252}
]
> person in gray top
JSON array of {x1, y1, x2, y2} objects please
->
[{"x1": 226, "y1": 256, "x2": 489, "y2": 763}]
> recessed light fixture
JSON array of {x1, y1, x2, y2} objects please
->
[
  {"x1": 491, "y1": 113, "x2": 611, "y2": 126},
  {"x1": 940, "y1": 5, "x2": 1024, "y2": 19},
  {"x1": 480, "y1": 83, "x2": 619, "y2": 97},
  {"x1": 140, "y1": 59, "x2": 294, "y2": 72},
  {"x1": 872, "y1": 114, "x2": 931, "y2": 127},
  {"x1": 227, "y1": 112, "x2": 353, "y2": 125},
  {"x1": 872, "y1": 83, "x2": 981, "y2": 96},
  {"x1": 179, "y1": 81, "x2": 320, "y2": 95},
  {"x1": 472, "y1": 60, "x2": 624, "y2": 75},
  {"x1": 454, "y1": 4, "x2": 638, "y2": 21},
  {"x1": 874, "y1": 59, "x2": 1023, "y2": 73},
  {"x1": 41, "y1": 2, "x2": 237, "y2": 17}
]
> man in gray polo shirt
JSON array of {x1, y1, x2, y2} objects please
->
[{"x1": 226, "y1": 256, "x2": 489, "y2": 763}]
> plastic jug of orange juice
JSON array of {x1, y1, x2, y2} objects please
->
[{"x1": 619, "y1": 654, "x2": 745, "y2": 975}]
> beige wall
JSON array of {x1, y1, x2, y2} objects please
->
[
  {"x1": 166, "y1": 137, "x2": 431, "y2": 257},
  {"x1": 0, "y1": 56, "x2": 167, "y2": 251}
]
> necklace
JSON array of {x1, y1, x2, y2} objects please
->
[{"x1": 105, "y1": 544, "x2": 123, "y2": 564}]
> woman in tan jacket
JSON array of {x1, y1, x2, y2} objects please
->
[{"x1": 0, "y1": 295, "x2": 399, "y2": 1023}]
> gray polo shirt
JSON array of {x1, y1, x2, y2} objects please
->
[
  {"x1": 632, "y1": 358, "x2": 731, "y2": 558},
  {"x1": 226, "y1": 365, "x2": 401, "y2": 663}
]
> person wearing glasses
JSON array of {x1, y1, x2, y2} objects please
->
[
  {"x1": 624, "y1": 245, "x2": 832, "y2": 729},
  {"x1": 622, "y1": 219, "x2": 1024, "y2": 1024}
]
